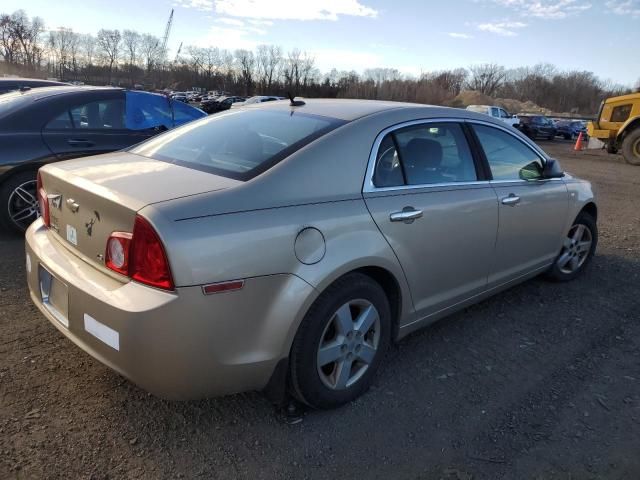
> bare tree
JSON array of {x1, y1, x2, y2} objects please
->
[
  {"x1": 0, "y1": 10, "x2": 43, "y2": 69},
  {"x1": 466, "y1": 63, "x2": 506, "y2": 96},
  {"x1": 96, "y1": 28, "x2": 121, "y2": 84},
  {"x1": 139, "y1": 33, "x2": 159, "y2": 73},
  {"x1": 235, "y1": 49, "x2": 255, "y2": 95},
  {"x1": 48, "y1": 27, "x2": 75, "y2": 79},
  {"x1": 79, "y1": 33, "x2": 95, "y2": 66},
  {"x1": 122, "y1": 30, "x2": 140, "y2": 84}
]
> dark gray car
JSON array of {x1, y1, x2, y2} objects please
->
[{"x1": 0, "y1": 86, "x2": 205, "y2": 232}]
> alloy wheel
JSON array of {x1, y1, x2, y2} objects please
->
[
  {"x1": 7, "y1": 180, "x2": 39, "y2": 230},
  {"x1": 556, "y1": 223, "x2": 592, "y2": 274},
  {"x1": 316, "y1": 299, "x2": 381, "y2": 390}
]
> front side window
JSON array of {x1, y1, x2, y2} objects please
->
[
  {"x1": 373, "y1": 123, "x2": 477, "y2": 187},
  {"x1": 610, "y1": 104, "x2": 632, "y2": 123},
  {"x1": 472, "y1": 124, "x2": 543, "y2": 181},
  {"x1": 131, "y1": 109, "x2": 345, "y2": 180},
  {"x1": 499, "y1": 109, "x2": 510, "y2": 118}
]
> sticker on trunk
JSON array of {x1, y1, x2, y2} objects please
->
[{"x1": 66, "y1": 224, "x2": 78, "y2": 245}]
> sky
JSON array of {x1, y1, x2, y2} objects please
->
[{"x1": 4, "y1": 0, "x2": 640, "y2": 85}]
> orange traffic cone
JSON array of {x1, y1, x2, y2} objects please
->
[{"x1": 574, "y1": 132, "x2": 584, "y2": 151}]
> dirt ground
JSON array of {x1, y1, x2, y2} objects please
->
[{"x1": 1, "y1": 140, "x2": 639, "y2": 480}]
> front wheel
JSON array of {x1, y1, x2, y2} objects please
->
[
  {"x1": 546, "y1": 212, "x2": 597, "y2": 281},
  {"x1": 289, "y1": 273, "x2": 391, "y2": 409},
  {"x1": 0, "y1": 171, "x2": 39, "y2": 234},
  {"x1": 621, "y1": 128, "x2": 640, "y2": 166}
]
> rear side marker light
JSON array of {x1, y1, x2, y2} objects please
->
[{"x1": 202, "y1": 280, "x2": 245, "y2": 295}]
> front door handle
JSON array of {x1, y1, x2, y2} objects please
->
[
  {"x1": 390, "y1": 207, "x2": 423, "y2": 223},
  {"x1": 67, "y1": 139, "x2": 95, "y2": 147},
  {"x1": 501, "y1": 194, "x2": 521, "y2": 206}
]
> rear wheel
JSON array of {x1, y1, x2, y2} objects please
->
[
  {"x1": 0, "y1": 171, "x2": 39, "y2": 234},
  {"x1": 546, "y1": 212, "x2": 597, "y2": 281},
  {"x1": 289, "y1": 273, "x2": 391, "y2": 409},
  {"x1": 621, "y1": 128, "x2": 640, "y2": 166}
]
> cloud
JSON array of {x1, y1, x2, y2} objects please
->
[
  {"x1": 215, "y1": 17, "x2": 245, "y2": 26},
  {"x1": 196, "y1": 25, "x2": 264, "y2": 50},
  {"x1": 477, "y1": 21, "x2": 527, "y2": 36},
  {"x1": 490, "y1": 0, "x2": 591, "y2": 19},
  {"x1": 213, "y1": 0, "x2": 378, "y2": 20},
  {"x1": 448, "y1": 32, "x2": 473, "y2": 39},
  {"x1": 606, "y1": 0, "x2": 640, "y2": 17},
  {"x1": 173, "y1": 0, "x2": 214, "y2": 11}
]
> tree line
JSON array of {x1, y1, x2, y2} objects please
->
[{"x1": 1, "y1": 9, "x2": 637, "y2": 114}]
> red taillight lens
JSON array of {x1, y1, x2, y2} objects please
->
[
  {"x1": 129, "y1": 215, "x2": 174, "y2": 290},
  {"x1": 37, "y1": 171, "x2": 50, "y2": 227},
  {"x1": 105, "y1": 216, "x2": 174, "y2": 290},
  {"x1": 105, "y1": 232, "x2": 132, "y2": 275}
]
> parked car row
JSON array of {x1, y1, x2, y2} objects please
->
[
  {"x1": 0, "y1": 85, "x2": 206, "y2": 232},
  {"x1": 465, "y1": 104, "x2": 589, "y2": 142}
]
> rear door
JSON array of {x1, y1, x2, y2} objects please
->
[
  {"x1": 41, "y1": 91, "x2": 155, "y2": 160},
  {"x1": 469, "y1": 123, "x2": 569, "y2": 286},
  {"x1": 363, "y1": 121, "x2": 498, "y2": 318}
]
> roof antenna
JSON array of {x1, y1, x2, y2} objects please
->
[{"x1": 287, "y1": 91, "x2": 305, "y2": 107}]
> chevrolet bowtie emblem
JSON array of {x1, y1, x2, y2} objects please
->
[
  {"x1": 48, "y1": 194, "x2": 62, "y2": 209},
  {"x1": 66, "y1": 198, "x2": 80, "y2": 213}
]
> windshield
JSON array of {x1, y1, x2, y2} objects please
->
[{"x1": 130, "y1": 109, "x2": 346, "y2": 180}]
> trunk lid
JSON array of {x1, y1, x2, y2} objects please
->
[{"x1": 39, "y1": 151, "x2": 240, "y2": 270}]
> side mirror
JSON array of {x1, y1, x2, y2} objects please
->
[{"x1": 542, "y1": 158, "x2": 564, "y2": 179}]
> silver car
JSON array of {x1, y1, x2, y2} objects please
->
[{"x1": 25, "y1": 99, "x2": 597, "y2": 409}]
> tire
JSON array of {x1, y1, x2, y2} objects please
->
[
  {"x1": 546, "y1": 212, "x2": 598, "y2": 282},
  {"x1": 0, "y1": 171, "x2": 39, "y2": 234},
  {"x1": 621, "y1": 128, "x2": 640, "y2": 166},
  {"x1": 289, "y1": 272, "x2": 391, "y2": 409}
]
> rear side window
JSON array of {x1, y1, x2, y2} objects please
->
[
  {"x1": 373, "y1": 123, "x2": 477, "y2": 188},
  {"x1": 131, "y1": 109, "x2": 345, "y2": 180},
  {"x1": 472, "y1": 124, "x2": 543, "y2": 181}
]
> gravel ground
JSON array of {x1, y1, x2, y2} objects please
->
[{"x1": 1, "y1": 141, "x2": 639, "y2": 480}]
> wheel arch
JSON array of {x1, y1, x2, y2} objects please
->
[
  {"x1": 580, "y1": 202, "x2": 598, "y2": 221},
  {"x1": 616, "y1": 116, "x2": 640, "y2": 144}
]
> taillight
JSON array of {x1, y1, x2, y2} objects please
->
[
  {"x1": 37, "y1": 171, "x2": 50, "y2": 227},
  {"x1": 105, "y1": 215, "x2": 174, "y2": 291}
]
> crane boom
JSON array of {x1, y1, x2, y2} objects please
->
[{"x1": 160, "y1": 9, "x2": 174, "y2": 64}]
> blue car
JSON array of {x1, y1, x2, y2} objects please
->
[
  {"x1": 0, "y1": 87, "x2": 206, "y2": 232},
  {"x1": 555, "y1": 120, "x2": 587, "y2": 140}
]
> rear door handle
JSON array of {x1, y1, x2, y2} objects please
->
[
  {"x1": 67, "y1": 139, "x2": 94, "y2": 147},
  {"x1": 390, "y1": 208, "x2": 423, "y2": 223},
  {"x1": 501, "y1": 194, "x2": 521, "y2": 206}
]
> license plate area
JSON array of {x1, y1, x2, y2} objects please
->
[{"x1": 39, "y1": 265, "x2": 69, "y2": 328}]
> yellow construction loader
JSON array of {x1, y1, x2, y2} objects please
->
[{"x1": 587, "y1": 92, "x2": 640, "y2": 165}]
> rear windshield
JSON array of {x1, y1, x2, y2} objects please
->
[
  {"x1": 130, "y1": 109, "x2": 346, "y2": 180},
  {"x1": 0, "y1": 91, "x2": 31, "y2": 119}
]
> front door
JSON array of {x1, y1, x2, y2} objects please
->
[
  {"x1": 363, "y1": 121, "x2": 499, "y2": 318},
  {"x1": 470, "y1": 123, "x2": 570, "y2": 286}
]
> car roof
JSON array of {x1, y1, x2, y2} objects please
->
[
  {"x1": 3, "y1": 85, "x2": 123, "y2": 102},
  {"x1": 246, "y1": 98, "x2": 482, "y2": 121},
  {"x1": 0, "y1": 77, "x2": 67, "y2": 85}
]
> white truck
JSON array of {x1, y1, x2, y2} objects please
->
[{"x1": 466, "y1": 105, "x2": 520, "y2": 127}]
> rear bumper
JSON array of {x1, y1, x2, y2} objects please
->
[{"x1": 25, "y1": 219, "x2": 315, "y2": 399}]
